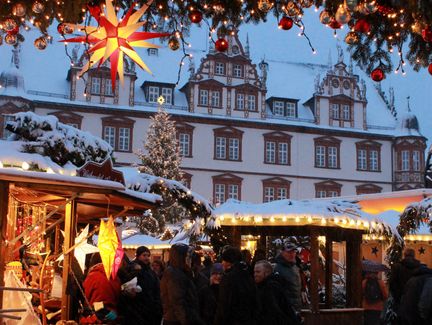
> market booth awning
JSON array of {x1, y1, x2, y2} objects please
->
[
  {"x1": 211, "y1": 199, "x2": 396, "y2": 325},
  {"x1": 0, "y1": 168, "x2": 159, "y2": 322}
]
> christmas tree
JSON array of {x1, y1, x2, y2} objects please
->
[{"x1": 136, "y1": 100, "x2": 187, "y2": 234}]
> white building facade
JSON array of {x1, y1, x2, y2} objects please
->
[{"x1": 0, "y1": 29, "x2": 426, "y2": 205}]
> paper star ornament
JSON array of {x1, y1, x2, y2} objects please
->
[{"x1": 62, "y1": 0, "x2": 170, "y2": 91}]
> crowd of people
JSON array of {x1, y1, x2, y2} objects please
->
[{"x1": 80, "y1": 243, "x2": 303, "y2": 325}]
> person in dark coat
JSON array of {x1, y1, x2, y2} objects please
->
[
  {"x1": 191, "y1": 250, "x2": 209, "y2": 292},
  {"x1": 389, "y1": 248, "x2": 421, "y2": 305},
  {"x1": 398, "y1": 265, "x2": 432, "y2": 325},
  {"x1": 254, "y1": 260, "x2": 300, "y2": 325},
  {"x1": 160, "y1": 243, "x2": 204, "y2": 325},
  {"x1": 274, "y1": 243, "x2": 301, "y2": 311},
  {"x1": 214, "y1": 246, "x2": 257, "y2": 325},
  {"x1": 419, "y1": 276, "x2": 432, "y2": 324},
  {"x1": 151, "y1": 259, "x2": 165, "y2": 280},
  {"x1": 201, "y1": 255, "x2": 213, "y2": 280},
  {"x1": 198, "y1": 263, "x2": 223, "y2": 325}
]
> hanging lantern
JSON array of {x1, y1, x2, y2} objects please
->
[
  {"x1": 215, "y1": 38, "x2": 228, "y2": 52},
  {"x1": 328, "y1": 18, "x2": 342, "y2": 30},
  {"x1": 4, "y1": 18, "x2": 18, "y2": 32},
  {"x1": 32, "y1": 1, "x2": 45, "y2": 14},
  {"x1": 258, "y1": 0, "x2": 273, "y2": 13},
  {"x1": 4, "y1": 34, "x2": 17, "y2": 46},
  {"x1": 335, "y1": 5, "x2": 351, "y2": 25},
  {"x1": 354, "y1": 19, "x2": 371, "y2": 33},
  {"x1": 428, "y1": 63, "x2": 432, "y2": 75},
  {"x1": 345, "y1": 31, "x2": 359, "y2": 45},
  {"x1": 364, "y1": 1, "x2": 378, "y2": 14},
  {"x1": 370, "y1": 68, "x2": 384, "y2": 82},
  {"x1": 299, "y1": 0, "x2": 313, "y2": 9},
  {"x1": 34, "y1": 36, "x2": 47, "y2": 50},
  {"x1": 12, "y1": 3, "x2": 26, "y2": 17},
  {"x1": 319, "y1": 10, "x2": 332, "y2": 25},
  {"x1": 188, "y1": 10, "x2": 203, "y2": 24},
  {"x1": 168, "y1": 36, "x2": 180, "y2": 51},
  {"x1": 278, "y1": 16, "x2": 294, "y2": 30},
  {"x1": 346, "y1": 0, "x2": 358, "y2": 11},
  {"x1": 422, "y1": 26, "x2": 432, "y2": 42},
  {"x1": 285, "y1": 2, "x2": 301, "y2": 17}
]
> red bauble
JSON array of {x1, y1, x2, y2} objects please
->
[
  {"x1": 7, "y1": 26, "x2": 19, "y2": 36},
  {"x1": 188, "y1": 10, "x2": 203, "y2": 24},
  {"x1": 215, "y1": 38, "x2": 228, "y2": 52},
  {"x1": 354, "y1": 19, "x2": 371, "y2": 34},
  {"x1": 428, "y1": 63, "x2": 432, "y2": 75},
  {"x1": 422, "y1": 26, "x2": 432, "y2": 42},
  {"x1": 57, "y1": 23, "x2": 66, "y2": 35},
  {"x1": 371, "y1": 68, "x2": 385, "y2": 82},
  {"x1": 278, "y1": 16, "x2": 294, "y2": 30},
  {"x1": 328, "y1": 18, "x2": 342, "y2": 30}
]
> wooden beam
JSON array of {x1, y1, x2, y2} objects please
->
[
  {"x1": 346, "y1": 232, "x2": 363, "y2": 308},
  {"x1": 61, "y1": 198, "x2": 77, "y2": 321},
  {"x1": 325, "y1": 235, "x2": 333, "y2": 308},
  {"x1": 0, "y1": 181, "x2": 9, "y2": 322},
  {"x1": 310, "y1": 228, "x2": 320, "y2": 313}
]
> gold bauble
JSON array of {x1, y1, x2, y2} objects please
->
[
  {"x1": 168, "y1": 37, "x2": 180, "y2": 51},
  {"x1": 345, "y1": 31, "x2": 359, "y2": 45},
  {"x1": 285, "y1": 2, "x2": 301, "y2": 17},
  {"x1": 335, "y1": 5, "x2": 351, "y2": 24},
  {"x1": 34, "y1": 36, "x2": 47, "y2": 50},
  {"x1": 12, "y1": 3, "x2": 26, "y2": 17},
  {"x1": 32, "y1": 1, "x2": 45, "y2": 14},
  {"x1": 5, "y1": 34, "x2": 17, "y2": 46},
  {"x1": 4, "y1": 18, "x2": 17, "y2": 32},
  {"x1": 258, "y1": 0, "x2": 273, "y2": 13},
  {"x1": 299, "y1": 0, "x2": 313, "y2": 8},
  {"x1": 319, "y1": 10, "x2": 331, "y2": 25}
]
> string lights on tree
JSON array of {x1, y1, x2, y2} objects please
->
[{"x1": 0, "y1": 1, "x2": 431, "y2": 81}]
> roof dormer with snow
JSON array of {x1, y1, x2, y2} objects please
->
[
  {"x1": 308, "y1": 48, "x2": 367, "y2": 130},
  {"x1": 181, "y1": 27, "x2": 266, "y2": 119}
]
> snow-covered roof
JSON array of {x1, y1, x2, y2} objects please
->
[
  {"x1": 210, "y1": 198, "x2": 396, "y2": 238},
  {"x1": 122, "y1": 233, "x2": 172, "y2": 249}
]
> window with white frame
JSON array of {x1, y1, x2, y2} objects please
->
[
  {"x1": 215, "y1": 137, "x2": 226, "y2": 159},
  {"x1": 212, "y1": 174, "x2": 242, "y2": 204},
  {"x1": 103, "y1": 126, "x2": 116, "y2": 148},
  {"x1": 358, "y1": 149, "x2": 367, "y2": 170},
  {"x1": 369, "y1": 150, "x2": 379, "y2": 171},
  {"x1": 314, "y1": 137, "x2": 341, "y2": 169},
  {"x1": 278, "y1": 143, "x2": 288, "y2": 165},
  {"x1": 233, "y1": 64, "x2": 243, "y2": 77},
  {"x1": 264, "y1": 187, "x2": 275, "y2": 203},
  {"x1": 148, "y1": 86, "x2": 159, "y2": 103},
  {"x1": 342, "y1": 104, "x2": 350, "y2": 121},
  {"x1": 331, "y1": 104, "x2": 339, "y2": 119},
  {"x1": 315, "y1": 145, "x2": 326, "y2": 167},
  {"x1": 246, "y1": 95, "x2": 256, "y2": 111},
  {"x1": 228, "y1": 138, "x2": 240, "y2": 160},
  {"x1": 277, "y1": 187, "x2": 287, "y2": 199},
  {"x1": 148, "y1": 48, "x2": 158, "y2": 56},
  {"x1": 328, "y1": 146, "x2": 338, "y2": 168},
  {"x1": 401, "y1": 150, "x2": 410, "y2": 171},
  {"x1": 286, "y1": 102, "x2": 296, "y2": 117},
  {"x1": 161, "y1": 88, "x2": 172, "y2": 104},
  {"x1": 273, "y1": 101, "x2": 284, "y2": 116},
  {"x1": 178, "y1": 133, "x2": 190, "y2": 157},
  {"x1": 199, "y1": 89, "x2": 208, "y2": 106},
  {"x1": 316, "y1": 190, "x2": 327, "y2": 198},
  {"x1": 91, "y1": 77, "x2": 101, "y2": 94},
  {"x1": 105, "y1": 79, "x2": 114, "y2": 96},
  {"x1": 214, "y1": 184, "x2": 226, "y2": 204},
  {"x1": 228, "y1": 184, "x2": 239, "y2": 200},
  {"x1": 210, "y1": 90, "x2": 220, "y2": 107},
  {"x1": 315, "y1": 181, "x2": 342, "y2": 198},
  {"x1": 236, "y1": 93, "x2": 245, "y2": 110},
  {"x1": 118, "y1": 127, "x2": 130, "y2": 151},
  {"x1": 215, "y1": 62, "x2": 225, "y2": 75},
  {"x1": 265, "y1": 141, "x2": 276, "y2": 163},
  {"x1": 413, "y1": 151, "x2": 421, "y2": 171},
  {"x1": 356, "y1": 142, "x2": 381, "y2": 172}
]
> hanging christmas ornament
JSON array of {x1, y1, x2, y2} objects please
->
[
  {"x1": 354, "y1": 19, "x2": 371, "y2": 33},
  {"x1": 7, "y1": 26, "x2": 19, "y2": 35},
  {"x1": 346, "y1": 0, "x2": 358, "y2": 11},
  {"x1": 370, "y1": 68, "x2": 384, "y2": 82},
  {"x1": 215, "y1": 38, "x2": 228, "y2": 52},
  {"x1": 428, "y1": 63, "x2": 432, "y2": 75},
  {"x1": 319, "y1": 10, "x2": 332, "y2": 25},
  {"x1": 285, "y1": 2, "x2": 301, "y2": 17},
  {"x1": 258, "y1": 0, "x2": 273, "y2": 13},
  {"x1": 299, "y1": 0, "x2": 313, "y2": 9},
  {"x1": 168, "y1": 36, "x2": 180, "y2": 51},
  {"x1": 62, "y1": 0, "x2": 169, "y2": 92},
  {"x1": 188, "y1": 10, "x2": 203, "y2": 24},
  {"x1": 345, "y1": 31, "x2": 359, "y2": 44},
  {"x1": 411, "y1": 21, "x2": 423, "y2": 35},
  {"x1": 328, "y1": 18, "x2": 342, "y2": 30},
  {"x1": 364, "y1": 1, "x2": 378, "y2": 14},
  {"x1": 34, "y1": 36, "x2": 47, "y2": 50},
  {"x1": 422, "y1": 26, "x2": 432, "y2": 42},
  {"x1": 32, "y1": 1, "x2": 45, "y2": 14},
  {"x1": 4, "y1": 19, "x2": 18, "y2": 32},
  {"x1": 4, "y1": 34, "x2": 17, "y2": 45},
  {"x1": 278, "y1": 16, "x2": 294, "y2": 30},
  {"x1": 57, "y1": 22, "x2": 73, "y2": 35},
  {"x1": 12, "y1": 3, "x2": 26, "y2": 17},
  {"x1": 335, "y1": 5, "x2": 351, "y2": 25}
]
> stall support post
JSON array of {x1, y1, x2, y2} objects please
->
[
  {"x1": 231, "y1": 226, "x2": 241, "y2": 248},
  {"x1": 310, "y1": 228, "x2": 320, "y2": 313},
  {"x1": 346, "y1": 232, "x2": 362, "y2": 308},
  {"x1": 0, "y1": 181, "x2": 9, "y2": 319},
  {"x1": 61, "y1": 198, "x2": 77, "y2": 321},
  {"x1": 325, "y1": 235, "x2": 333, "y2": 308}
]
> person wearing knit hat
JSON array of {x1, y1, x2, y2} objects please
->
[{"x1": 199, "y1": 263, "x2": 223, "y2": 325}]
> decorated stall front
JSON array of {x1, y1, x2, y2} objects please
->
[{"x1": 210, "y1": 199, "x2": 396, "y2": 325}]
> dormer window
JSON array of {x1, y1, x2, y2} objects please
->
[
  {"x1": 233, "y1": 64, "x2": 243, "y2": 78},
  {"x1": 90, "y1": 75, "x2": 115, "y2": 97},
  {"x1": 271, "y1": 99, "x2": 297, "y2": 117},
  {"x1": 147, "y1": 48, "x2": 158, "y2": 56},
  {"x1": 148, "y1": 86, "x2": 159, "y2": 103},
  {"x1": 143, "y1": 82, "x2": 175, "y2": 105},
  {"x1": 215, "y1": 62, "x2": 225, "y2": 75},
  {"x1": 236, "y1": 92, "x2": 257, "y2": 111},
  {"x1": 273, "y1": 101, "x2": 284, "y2": 116}
]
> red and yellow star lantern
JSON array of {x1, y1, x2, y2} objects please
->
[{"x1": 62, "y1": 0, "x2": 169, "y2": 91}]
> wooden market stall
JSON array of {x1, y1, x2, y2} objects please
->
[
  {"x1": 0, "y1": 168, "x2": 158, "y2": 323},
  {"x1": 212, "y1": 199, "x2": 395, "y2": 325}
]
